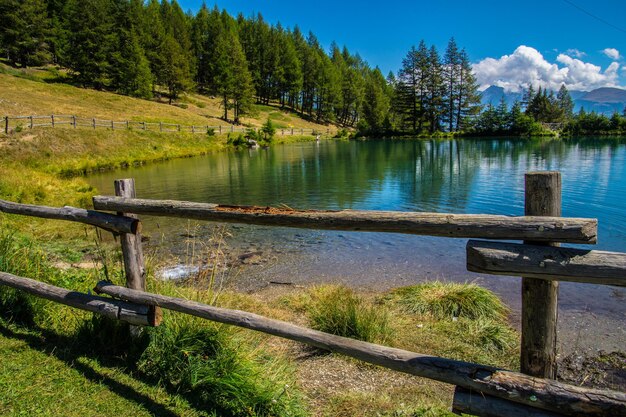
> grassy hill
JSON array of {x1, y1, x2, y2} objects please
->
[{"x1": 0, "y1": 65, "x2": 333, "y2": 130}]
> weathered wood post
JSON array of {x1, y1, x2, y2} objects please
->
[
  {"x1": 219, "y1": 125, "x2": 222, "y2": 133},
  {"x1": 191, "y1": 125, "x2": 195, "y2": 133},
  {"x1": 92, "y1": 118, "x2": 96, "y2": 129},
  {"x1": 29, "y1": 115, "x2": 33, "y2": 129},
  {"x1": 111, "y1": 120, "x2": 115, "y2": 130},
  {"x1": 521, "y1": 171, "x2": 560, "y2": 378},
  {"x1": 126, "y1": 120, "x2": 129, "y2": 129},
  {"x1": 159, "y1": 122, "x2": 163, "y2": 132},
  {"x1": 51, "y1": 114, "x2": 55, "y2": 127},
  {"x1": 178, "y1": 124, "x2": 181, "y2": 132},
  {"x1": 114, "y1": 179, "x2": 146, "y2": 292},
  {"x1": 4, "y1": 116, "x2": 8, "y2": 134},
  {"x1": 72, "y1": 115, "x2": 76, "y2": 128}
]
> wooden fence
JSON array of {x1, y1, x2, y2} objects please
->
[
  {"x1": 2, "y1": 114, "x2": 331, "y2": 136},
  {"x1": 1, "y1": 173, "x2": 625, "y2": 416}
]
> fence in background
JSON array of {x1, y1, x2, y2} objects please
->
[
  {"x1": 1, "y1": 173, "x2": 625, "y2": 416},
  {"x1": 2, "y1": 114, "x2": 331, "y2": 136}
]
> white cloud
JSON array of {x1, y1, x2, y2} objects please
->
[
  {"x1": 473, "y1": 45, "x2": 621, "y2": 92},
  {"x1": 602, "y1": 48, "x2": 620, "y2": 60},
  {"x1": 566, "y1": 48, "x2": 586, "y2": 58}
]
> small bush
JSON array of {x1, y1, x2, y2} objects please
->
[
  {"x1": 206, "y1": 127, "x2": 216, "y2": 137},
  {"x1": 307, "y1": 285, "x2": 392, "y2": 343},
  {"x1": 389, "y1": 281, "x2": 508, "y2": 321}
]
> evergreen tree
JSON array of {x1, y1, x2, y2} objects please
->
[
  {"x1": 425, "y1": 45, "x2": 444, "y2": 133},
  {"x1": 456, "y1": 48, "x2": 481, "y2": 130},
  {"x1": 160, "y1": 35, "x2": 192, "y2": 103},
  {"x1": 556, "y1": 84, "x2": 574, "y2": 120},
  {"x1": 397, "y1": 45, "x2": 420, "y2": 132},
  {"x1": 361, "y1": 67, "x2": 390, "y2": 133},
  {"x1": 62, "y1": 0, "x2": 115, "y2": 88},
  {"x1": 442, "y1": 37, "x2": 461, "y2": 131},
  {"x1": 0, "y1": 0, "x2": 52, "y2": 66}
]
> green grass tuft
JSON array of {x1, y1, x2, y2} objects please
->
[
  {"x1": 388, "y1": 281, "x2": 508, "y2": 321},
  {"x1": 307, "y1": 285, "x2": 393, "y2": 343},
  {"x1": 138, "y1": 317, "x2": 306, "y2": 417}
]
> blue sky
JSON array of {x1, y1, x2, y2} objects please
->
[{"x1": 178, "y1": 0, "x2": 626, "y2": 91}]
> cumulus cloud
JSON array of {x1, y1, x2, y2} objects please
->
[
  {"x1": 602, "y1": 48, "x2": 620, "y2": 60},
  {"x1": 473, "y1": 45, "x2": 621, "y2": 92}
]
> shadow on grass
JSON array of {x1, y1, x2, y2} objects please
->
[{"x1": 0, "y1": 320, "x2": 182, "y2": 417}]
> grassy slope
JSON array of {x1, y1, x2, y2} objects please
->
[{"x1": 0, "y1": 68, "x2": 334, "y2": 130}]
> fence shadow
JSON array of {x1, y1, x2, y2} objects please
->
[{"x1": 0, "y1": 319, "x2": 191, "y2": 417}]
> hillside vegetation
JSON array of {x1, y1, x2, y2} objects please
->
[{"x1": 0, "y1": 68, "x2": 334, "y2": 131}]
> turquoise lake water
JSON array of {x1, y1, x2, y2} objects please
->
[{"x1": 89, "y1": 137, "x2": 626, "y2": 352}]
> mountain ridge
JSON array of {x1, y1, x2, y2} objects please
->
[{"x1": 479, "y1": 85, "x2": 626, "y2": 115}]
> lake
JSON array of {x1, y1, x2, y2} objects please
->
[{"x1": 88, "y1": 137, "x2": 626, "y2": 353}]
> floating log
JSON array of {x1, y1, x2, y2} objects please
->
[
  {"x1": 452, "y1": 387, "x2": 566, "y2": 417},
  {"x1": 0, "y1": 199, "x2": 140, "y2": 234},
  {"x1": 0, "y1": 272, "x2": 160, "y2": 326},
  {"x1": 467, "y1": 240, "x2": 626, "y2": 287},
  {"x1": 91, "y1": 196, "x2": 597, "y2": 243},
  {"x1": 94, "y1": 281, "x2": 625, "y2": 417}
]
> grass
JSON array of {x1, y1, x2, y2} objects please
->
[
  {"x1": 0, "y1": 68, "x2": 336, "y2": 131},
  {"x1": 387, "y1": 281, "x2": 509, "y2": 321},
  {"x1": 0, "y1": 229, "x2": 308, "y2": 417},
  {"x1": 305, "y1": 285, "x2": 393, "y2": 344}
]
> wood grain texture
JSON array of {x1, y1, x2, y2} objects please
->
[
  {"x1": 522, "y1": 171, "x2": 560, "y2": 379},
  {"x1": 94, "y1": 281, "x2": 626, "y2": 417},
  {"x1": 91, "y1": 196, "x2": 598, "y2": 243},
  {"x1": 0, "y1": 272, "x2": 160, "y2": 326},
  {"x1": 452, "y1": 386, "x2": 567, "y2": 417},
  {"x1": 0, "y1": 199, "x2": 140, "y2": 234},
  {"x1": 467, "y1": 240, "x2": 626, "y2": 287},
  {"x1": 114, "y1": 180, "x2": 145, "y2": 291}
]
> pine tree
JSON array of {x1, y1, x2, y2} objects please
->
[
  {"x1": 443, "y1": 38, "x2": 461, "y2": 131},
  {"x1": 397, "y1": 45, "x2": 420, "y2": 132},
  {"x1": 0, "y1": 0, "x2": 52, "y2": 66},
  {"x1": 456, "y1": 49, "x2": 481, "y2": 131},
  {"x1": 361, "y1": 67, "x2": 390, "y2": 133},
  {"x1": 556, "y1": 84, "x2": 574, "y2": 120},
  {"x1": 62, "y1": 0, "x2": 115, "y2": 88},
  {"x1": 425, "y1": 45, "x2": 444, "y2": 133}
]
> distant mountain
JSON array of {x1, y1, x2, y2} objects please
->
[{"x1": 479, "y1": 86, "x2": 626, "y2": 115}]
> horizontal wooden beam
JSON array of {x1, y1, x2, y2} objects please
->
[
  {"x1": 0, "y1": 272, "x2": 160, "y2": 326},
  {"x1": 467, "y1": 240, "x2": 626, "y2": 287},
  {"x1": 94, "y1": 281, "x2": 625, "y2": 417},
  {"x1": 0, "y1": 199, "x2": 140, "y2": 234},
  {"x1": 452, "y1": 387, "x2": 566, "y2": 417},
  {"x1": 92, "y1": 197, "x2": 597, "y2": 243}
]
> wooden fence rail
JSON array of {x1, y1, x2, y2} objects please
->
[
  {"x1": 2, "y1": 114, "x2": 331, "y2": 136},
  {"x1": 91, "y1": 196, "x2": 598, "y2": 243},
  {"x1": 0, "y1": 198, "x2": 140, "y2": 234},
  {"x1": 467, "y1": 240, "x2": 626, "y2": 287},
  {"x1": 0, "y1": 272, "x2": 160, "y2": 326},
  {"x1": 93, "y1": 281, "x2": 626, "y2": 417}
]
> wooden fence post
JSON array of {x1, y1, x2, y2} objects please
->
[
  {"x1": 72, "y1": 115, "x2": 76, "y2": 128},
  {"x1": 29, "y1": 115, "x2": 33, "y2": 129},
  {"x1": 51, "y1": 114, "x2": 55, "y2": 127},
  {"x1": 4, "y1": 116, "x2": 8, "y2": 134},
  {"x1": 219, "y1": 125, "x2": 222, "y2": 133},
  {"x1": 92, "y1": 118, "x2": 96, "y2": 129},
  {"x1": 114, "y1": 179, "x2": 146, "y2": 292},
  {"x1": 521, "y1": 171, "x2": 560, "y2": 379},
  {"x1": 111, "y1": 120, "x2": 115, "y2": 130},
  {"x1": 160, "y1": 122, "x2": 163, "y2": 132}
]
